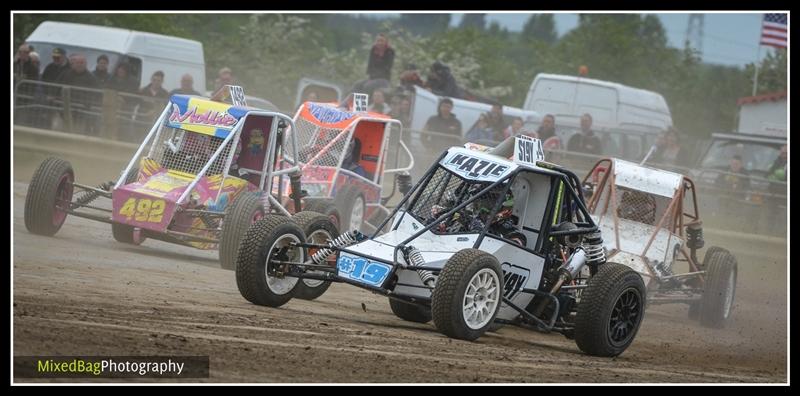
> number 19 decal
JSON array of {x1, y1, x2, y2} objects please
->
[
  {"x1": 119, "y1": 198, "x2": 166, "y2": 223},
  {"x1": 337, "y1": 255, "x2": 391, "y2": 287}
]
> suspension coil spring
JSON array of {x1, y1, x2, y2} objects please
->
[
  {"x1": 73, "y1": 181, "x2": 114, "y2": 207},
  {"x1": 404, "y1": 246, "x2": 436, "y2": 287},
  {"x1": 396, "y1": 173, "x2": 413, "y2": 196},
  {"x1": 582, "y1": 231, "x2": 606, "y2": 265},
  {"x1": 686, "y1": 224, "x2": 704, "y2": 249},
  {"x1": 310, "y1": 230, "x2": 362, "y2": 264}
]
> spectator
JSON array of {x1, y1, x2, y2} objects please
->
[
  {"x1": 398, "y1": 63, "x2": 425, "y2": 91},
  {"x1": 305, "y1": 91, "x2": 319, "y2": 102},
  {"x1": 768, "y1": 144, "x2": 788, "y2": 182},
  {"x1": 56, "y1": 54, "x2": 99, "y2": 88},
  {"x1": 390, "y1": 95, "x2": 412, "y2": 127},
  {"x1": 214, "y1": 67, "x2": 236, "y2": 92},
  {"x1": 169, "y1": 73, "x2": 201, "y2": 96},
  {"x1": 464, "y1": 113, "x2": 496, "y2": 143},
  {"x1": 537, "y1": 114, "x2": 557, "y2": 141},
  {"x1": 366, "y1": 33, "x2": 394, "y2": 81},
  {"x1": 426, "y1": 61, "x2": 460, "y2": 98},
  {"x1": 107, "y1": 62, "x2": 138, "y2": 94},
  {"x1": 55, "y1": 54, "x2": 100, "y2": 134},
  {"x1": 567, "y1": 113, "x2": 603, "y2": 155},
  {"x1": 93, "y1": 54, "x2": 111, "y2": 87},
  {"x1": 139, "y1": 70, "x2": 169, "y2": 99},
  {"x1": 715, "y1": 154, "x2": 751, "y2": 197},
  {"x1": 486, "y1": 102, "x2": 506, "y2": 137},
  {"x1": 424, "y1": 98, "x2": 462, "y2": 137},
  {"x1": 14, "y1": 43, "x2": 39, "y2": 81},
  {"x1": 29, "y1": 51, "x2": 41, "y2": 72},
  {"x1": 41, "y1": 47, "x2": 70, "y2": 83},
  {"x1": 650, "y1": 127, "x2": 687, "y2": 166},
  {"x1": 368, "y1": 89, "x2": 390, "y2": 114},
  {"x1": 503, "y1": 117, "x2": 534, "y2": 139}
]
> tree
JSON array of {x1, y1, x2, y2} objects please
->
[
  {"x1": 521, "y1": 14, "x2": 557, "y2": 44},
  {"x1": 459, "y1": 14, "x2": 486, "y2": 30},
  {"x1": 745, "y1": 48, "x2": 787, "y2": 94},
  {"x1": 397, "y1": 14, "x2": 451, "y2": 36}
]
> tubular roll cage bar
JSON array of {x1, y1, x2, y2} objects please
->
[{"x1": 114, "y1": 102, "x2": 301, "y2": 215}]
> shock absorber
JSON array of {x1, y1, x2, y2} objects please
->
[
  {"x1": 72, "y1": 181, "x2": 114, "y2": 208},
  {"x1": 396, "y1": 172, "x2": 413, "y2": 196},
  {"x1": 686, "y1": 221, "x2": 704, "y2": 265},
  {"x1": 309, "y1": 230, "x2": 365, "y2": 264},
  {"x1": 582, "y1": 231, "x2": 606, "y2": 268},
  {"x1": 402, "y1": 246, "x2": 436, "y2": 287}
]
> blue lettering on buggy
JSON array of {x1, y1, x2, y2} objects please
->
[{"x1": 337, "y1": 254, "x2": 391, "y2": 287}]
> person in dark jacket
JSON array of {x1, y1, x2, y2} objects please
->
[
  {"x1": 41, "y1": 47, "x2": 70, "y2": 83},
  {"x1": 537, "y1": 114, "x2": 557, "y2": 141},
  {"x1": 107, "y1": 62, "x2": 138, "y2": 94},
  {"x1": 366, "y1": 33, "x2": 395, "y2": 81},
  {"x1": 14, "y1": 43, "x2": 39, "y2": 81},
  {"x1": 169, "y1": 73, "x2": 201, "y2": 96},
  {"x1": 426, "y1": 61, "x2": 460, "y2": 98},
  {"x1": 93, "y1": 54, "x2": 111, "y2": 87},
  {"x1": 56, "y1": 54, "x2": 99, "y2": 89},
  {"x1": 424, "y1": 97, "x2": 462, "y2": 137},
  {"x1": 139, "y1": 70, "x2": 169, "y2": 99},
  {"x1": 567, "y1": 113, "x2": 603, "y2": 155}
]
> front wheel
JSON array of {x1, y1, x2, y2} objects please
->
[
  {"x1": 25, "y1": 157, "x2": 74, "y2": 236},
  {"x1": 699, "y1": 247, "x2": 737, "y2": 329},
  {"x1": 431, "y1": 249, "x2": 503, "y2": 341},
  {"x1": 219, "y1": 192, "x2": 265, "y2": 270},
  {"x1": 574, "y1": 262, "x2": 646, "y2": 357},
  {"x1": 291, "y1": 211, "x2": 339, "y2": 301},
  {"x1": 235, "y1": 215, "x2": 303, "y2": 307}
]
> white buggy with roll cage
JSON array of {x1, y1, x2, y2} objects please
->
[
  {"x1": 235, "y1": 136, "x2": 648, "y2": 357},
  {"x1": 582, "y1": 158, "x2": 739, "y2": 328}
]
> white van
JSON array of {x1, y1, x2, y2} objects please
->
[
  {"x1": 523, "y1": 73, "x2": 673, "y2": 159},
  {"x1": 25, "y1": 21, "x2": 206, "y2": 92}
]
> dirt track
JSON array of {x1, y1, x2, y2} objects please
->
[{"x1": 12, "y1": 156, "x2": 788, "y2": 383}]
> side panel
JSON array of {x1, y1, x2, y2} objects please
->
[{"x1": 478, "y1": 236, "x2": 546, "y2": 321}]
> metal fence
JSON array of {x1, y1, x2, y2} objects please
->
[{"x1": 13, "y1": 79, "x2": 167, "y2": 143}]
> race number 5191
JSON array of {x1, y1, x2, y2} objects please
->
[{"x1": 118, "y1": 198, "x2": 166, "y2": 223}]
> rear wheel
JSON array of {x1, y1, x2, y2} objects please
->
[
  {"x1": 219, "y1": 192, "x2": 265, "y2": 270},
  {"x1": 302, "y1": 198, "x2": 341, "y2": 230},
  {"x1": 25, "y1": 157, "x2": 74, "y2": 236},
  {"x1": 292, "y1": 211, "x2": 338, "y2": 301},
  {"x1": 389, "y1": 298, "x2": 432, "y2": 323},
  {"x1": 431, "y1": 249, "x2": 503, "y2": 341},
  {"x1": 574, "y1": 262, "x2": 646, "y2": 357},
  {"x1": 235, "y1": 215, "x2": 303, "y2": 307},
  {"x1": 699, "y1": 247, "x2": 737, "y2": 329}
]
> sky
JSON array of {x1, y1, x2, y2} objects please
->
[{"x1": 456, "y1": 13, "x2": 772, "y2": 67}]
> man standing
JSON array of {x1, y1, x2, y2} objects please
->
[
  {"x1": 424, "y1": 98, "x2": 462, "y2": 137},
  {"x1": 56, "y1": 54, "x2": 99, "y2": 88},
  {"x1": 169, "y1": 73, "x2": 201, "y2": 96},
  {"x1": 41, "y1": 47, "x2": 70, "y2": 83},
  {"x1": 140, "y1": 71, "x2": 169, "y2": 99},
  {"x1": 537, "y1": 114, "x2": 557, "y2": 141},
  {"x1": 567, "y1": 113, "x2": 603, "y2": 155},
  {"x1": 14, "y1": 43, "x2": 39, "y2": 81},
  {"x1": 93, "y1": 54, "x2": 111, "y2": 87}
]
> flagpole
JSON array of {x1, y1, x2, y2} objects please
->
[{"x1": 753, "y1": 44, "x2": 762, "y2": 96}]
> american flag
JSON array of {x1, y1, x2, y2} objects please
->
[{"x1": 760, "y1": 13, "x2": 787, "y2": 49}]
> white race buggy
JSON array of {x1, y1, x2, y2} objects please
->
[
  {"x1": 582, "y1": 158, "x2": 738, "y2": 328},
  {"x1": 235, "y1": 136, "x2": 648, "y2": 357}
]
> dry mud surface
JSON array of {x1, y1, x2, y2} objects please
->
[{"x1": 12, "y1": 156, "x2": 787, "y2": 383}]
